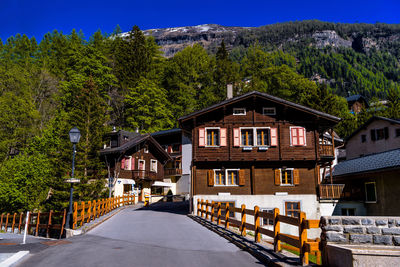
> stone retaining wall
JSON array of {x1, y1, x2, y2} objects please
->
[{"x1": 321, "y1": 216, "x2": 400, "y2": 246}]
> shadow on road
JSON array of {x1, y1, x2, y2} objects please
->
[{"x1": 136, "y1": 201, "x2": 190, "y2": 215}]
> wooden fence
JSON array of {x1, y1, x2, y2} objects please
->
[
  {"x1": 73, "y1": 195, "x2": 135, "y2": 230},
  {"x1": 0, "y1": 210, "x2": 66, "y2": 239},
  {"x1": 197, "y1": 199, "x2": 321, "y2": 266}
]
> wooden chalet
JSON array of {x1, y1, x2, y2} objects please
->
[
  {"x1": 179, "y1": 91, "x2": 341, "y2": 234},
  {"x1": 100, "y1": 130, "x2": 171, "y2": 201}
]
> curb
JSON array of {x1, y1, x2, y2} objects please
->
[{"x1": 0, "y1": 251, "x2": 29, "y2": 267}]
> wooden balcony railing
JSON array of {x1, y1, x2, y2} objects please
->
[
  {"x1": 120, "y1": 169, "x2": 157, "y2": 180},
  {"x1": 319, "y1": 144, "x2": 334, "y2": 157},
  {"x1": 319, "y1": 184, "x2": 345, "y2": 200},
  {"x1": 164, "y1": 168, "x2": 183, "y2": 176}
]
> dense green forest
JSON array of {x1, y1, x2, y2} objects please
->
[{"x1": 0, "y1": 22, "x2": 399, "y2": 213}]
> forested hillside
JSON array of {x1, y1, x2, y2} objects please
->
[{"x1": 0, "y1": 21, "x2": 399, "y2": 213}]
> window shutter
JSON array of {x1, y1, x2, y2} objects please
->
[
  {"x1": 298, "y1": 128, "x2": 305, "y2": 146},
  {"x1": 131, "y1": 157, "x2": 135, "y2": 170},
  {"x1": 293, "y1": 169, "x2": 300, "y2": 185},
  {"x1": 384, "y1": 127, "x2": 389, "y2": 139},
  {"x1": 371, "y1": 129, "x2": 376, "y2": 141},
  {"x1": 291, "y1": 128, "x2": 298, "y2": 146},
  {"x1": 238, "y1": 170, "x2": 245, "y2": 186},
  {"x1": 220, "y1": 128, "x2": 227, "y2": 146},
  {"x1": 199, "y1": 128, "x2": 205, "y2": 147},
  {"x1": 121, "y1": 158, "x2": 125, "y2": 169},
  {"x1": 207, "y1": 170, "x2": 214, "y2": 186},
  {"x1": 270, "y1": 128, "x2": 278, "y2": 146},
  {"x1": 274, "y1": 169, "x2": 280, "y2": 185},
  {"x1": 233, "y1": 128, "x2": 240, "y2": 147}
]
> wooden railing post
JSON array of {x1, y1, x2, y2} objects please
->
[
  {"x1": 87, "y1": 201, "x2": 92, "y2": 223},
  {"x1": 81, "y1": 201, "x2": 85, "y2": 227},
  {"x1": 217, "y1": 202, "x2": 221, "y2": 225},
  {"x1": 211, "y1": 201, "x2": 215, "y2": 222},
  {"x1": 254, "y1": 206, "x2": 260, "y2": 242},
  {"x1": 18, "y1": 213, "x2": 23, "y2": 233},
  {"x1": 241, "y1": 204, "x2": 246, "y2": 236},
  {"x1": 273, "y1": 208, "x2": 281, "y2": 252},
  {"x1": 35, "y1": 211, "x2": 40, "y2": 236},
  {"x1": 197, "y1": 199, "x2": 200, "y2": 216},
  {"x1": 60, "y1": 209, "x2": 66, "y2": 239},
  {"x1": 0, "y1": 213, "x2": 4, "y2": 230},
  {"x1": 47, "y1": 210, "x2": 53, "y2": 238},
  {"x1": 11, "y1": 213, "x2": 16, "y2": 233},
  {"x1": 225, "y1": 203, "x2": 230, "y2": 229},
  {"x1": 316, "y1": 237, "x2": 322, "y2": 265},
  {"x1": 205, "y1": 200, "x2": 209, "y2": 219},
  {"x1": 5, "y1": 213, "x2": 9, "y2": 232},
  {"x1": 73, "y1": 202, "x2": 78, "y2": 229},
  {"x1": 201, "y1": 199, "x2": 205, "y2": 218},
  {"x1": 299, "y1": 211, "x2": 309, "y2": 266}
]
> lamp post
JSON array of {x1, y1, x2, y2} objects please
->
[{"x1": 65, "y1": 127, "x2": 81, "y2": 229}]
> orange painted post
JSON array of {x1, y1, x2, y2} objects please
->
[
  {"x1": 60, "y1": 209, "x2": 66, "y2": 239},
  {"x1": 273, "y1": 208, "x2": 281, "y2": 252},
  {"x1": 217, "y1": 202, "x2": 221, "y2": 225},
  {"x1": 197, "y1": 200, "x2": 200, "y2": 216},
  {"x1": 92, "y1": 200, "x2": 96, "y2": 219},
  {"x1": 5, "y1": 213, "x2": 9, "y2": 232},
  {"x1": 87, "y1": 201, "x2": 92, "y2": 223},
  {"x1": 200, "y1": 199, "x2": 204, "y2": 218},
  {"x1": 73, "y1": 202, "x2": 78, "y2": 229},
  {"x1": 241, "y1": 204, "x2": 246, "y2": 236},
  {"x1": 0, "y1": 214, "x2": 4, "y2": 230},
  {"x1": 254, "y1": 206, "x2": 260, "y2": 243},
  {"x1": 47, "y1": 210, "x2": 53, "y2": 238},
  {"x1": 18, "y1": 213, "x2": 23, "y2": 233},
  {"x1": 81, "y1": 202, "x2": 85, "y2": 227},
  {"x1": 211, "y1": 201, "x2": 215, "y2": 222},
  {"x1": 11, "y1": 213, "x2": 16, "y2": 233},
  {"x1": 225, "y1": 203, "x2": 230, "y2": 229},
  {"x1": 299, "y1": 211, "x2": 309, "y2": 266},
  {"x1": 205, "y1": 200, "x2": 209, "y2": 219},
  {"x1": 35, "y1": 211, "x2": 40, "y2": 236}
]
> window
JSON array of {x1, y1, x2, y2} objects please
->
[
  {"x1": 241, "y1": 128, "x2": 254, "y2": 146},
  {"x1": 261, "y1": 208, "x2": 274, "y2": 226},
  {"x1": 365, "y1": 182, "x2": 377, "y2": 203},
  {"x1": 150, "y1": 159, "x2": 157, "y2": 173},
  {"x1": 138, "y1": 160, "x2": 145, "y2": 170},
  {"x1": 376, "y1": 129, "x2": 385, "y2": 140},
  {"x1": 206, "y1": 128, "x2": 220, "y2": 146},
  {"x1": 371, "y1": 128, "x2": 389, "y2": 141},
  {"x1": 341, "y1": 208, "x2": 355, "y2": 216},
  {"x1": 361, "y1": 134, "x2": 366, "y2": 143},
  {"x1": 263, "y1": 107, "x2": 276, "y2": 116},
  {"x1": 396, "y1": 129, "x2": 400, "y2": 137},
  {"x1": 214, "y1": 170, "x2": 226, "y2": 185},
  {"x1": 257, "y1": 128, "x2": 270, "y2": 146},
  {"x1": 285, "y1": 202, "x2": 301, "y2": 218},
  {"x1": 233, "y1": 108, "x2": 246, "y2": 115},
  {"x1": 213, "y1": 169, "x2": 238, "y2": 186},
  {"x1": 281, "y1": 169, "x2": 293, "y2": 185},
  {"x1": 151, "y1": 186, "x2": 163, "y2": 195},
  {"x1": 123, "y1": 184, "x2": 132, "y2": 194},
  {"x1": 290, "y1": 127, "x2": 306, "y2": 146}
]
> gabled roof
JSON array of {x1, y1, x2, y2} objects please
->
[
  {"x1": 346, "y1": 116, "x2": 400, "y2": 141},
  {"x1": 100, "y1": 134, "x2": 171, "y2": 163},
  {"x1": 178, "y1": 91, "x2": 341, "y2": 124},
  {"x1": 333, "y1": 148, "x2": 400, "y2": 177},
  {"x1": 151, "y1": 128, "x2": 181, "y2": 137},
  {"x1": 346, "y1": 94, "x2": 368, "y2": 104}
]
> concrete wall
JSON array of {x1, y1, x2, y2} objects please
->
[
  {"x1": 346, "y1": 120, "x2": 400, "y2": 160},
  {"x1": 176, "y1": 174, "x2": 190, "y2": 195}
]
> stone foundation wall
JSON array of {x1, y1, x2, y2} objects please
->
[{"x1": 321, "y1": 216, "x2": 400, "y2": 246}]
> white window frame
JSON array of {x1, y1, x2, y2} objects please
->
[
  {"x1": 233, "y1": 108, "x2": 246, "y2": 116},
  {"x1": 126, "y1": 156, "x2": 132, "y2": 170},
  {"x1": 260, "y1": 208, "x2": 274, "y2": 226},
  {"x1": 239, "y1": 127, "x2": 255, "y2": 147},
  {"x1": 138, "y1": 159, "x2": 145, "y2": 170},
  {"x1": 280, "y1": 168, "x2": 294, "y2": 186},
  {"x1": 289, "y1": 126, "x2": 307, "y2": 146},
  {"x1": 239, "y1": 127, "x2": 271, "y2": 147},
  {"x1": 150, "y1": 159, "x2": 157, "y2": 173},
  {"x1": 213, "y1": 169, "x2": 239, "y2": 187},
  {"x1": 255, "y1": 127, "x2": 270, "y2": 147},
  {"x1": 365, "y1": 182, "x2": 377, "y2": 203},
  {"x1": 263, "y1": 107, "x2": 276, "y2": 116},
  {"x1": 205, "y1": 127, "x2": 221, "y2": 147}
]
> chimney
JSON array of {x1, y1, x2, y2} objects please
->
[{"x1": 227, "y1": 84, "x2": 233, "y2": 99}]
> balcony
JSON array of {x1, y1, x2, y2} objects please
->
[
  {"x1": 319, "y1": 184, "x2": 345, "y2": 200},
  {"x1": 319, "y1": 144, "x2": 334, "y2": 158},
  {"x1": 120, "y1": 169, "x2": 157, "y2": 180},
  {"x1": 164, "y1": 168, "x2": 183, "y2": 177}
]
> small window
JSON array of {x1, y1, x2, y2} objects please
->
[
  {"x1": 290, "y1": 127, "x2": 306, "y2": 146},
  {"x1": 281, "y1": 169, "x2": 293, "y2": 185},
  {"x1": 341, "y1": 208, "x2": 355, "y2": 216},
  {"x1": 241, "y1": 129, "x2": 254, "y2": 146},
  {"x1": 233, "y1": 108, "x2": 246, "y2": 115},
  {"x1": 365, "y1": 182, "x2": 377, "y2": 202},
  {"x1": 123, "y1": 184, "x2": 132, "y2": 194},
  {"x1": 261, "y1": 208, "x2": 274, "y2": 226},
  {"x1": 150, "y1": 159, "x2": 157, "y2": 173},
  {"x1": 376, "y1": 129, "x2": 385, "y2": 140},
  {"x1": 213, "y1": 169, "x2": 238, "y2": 186},
  {"x1": 206, "y1": 128, "x2": 220, "y2": 146},
  {"x1": 396, "y1": 129, "x2": 400, "y2": 137},
  {"x1": 227, "y1": 170, "x2": 238, "y2": 185},
  {"x1": 263, "y1": 107, "x2": 276, "y2": 115},
  {"x1": 214, "y1": 170, "x2": 226, "y2": 185},
  {"x1": 256, "y1": 128, "x2": 270, "y2": 146},
  {"x1": 361, "y1": 134, "x2": 366, "y2": 143},
  {"x1": 285, "y1": 202, "x2": 300, "y2": 218}
]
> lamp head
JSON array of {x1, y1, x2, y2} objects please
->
[{"x1": 69, "y1": 127, "x2": 81, "y2": 144}]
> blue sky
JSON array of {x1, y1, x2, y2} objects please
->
[{"x1": 1, "y1": 0, "x2": 399, "y2": 41}]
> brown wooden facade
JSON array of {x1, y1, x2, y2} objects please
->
[{"x1": 179, "y1": 91, "x2": 341, "y2": 198}]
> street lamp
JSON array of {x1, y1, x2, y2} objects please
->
[{"x1": 65, "y1": 127, "x2": 81, "y2": 229}]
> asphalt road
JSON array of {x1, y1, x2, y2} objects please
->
[{"x1": 17, "y1": 202, "x2": 266, "y2": 267}]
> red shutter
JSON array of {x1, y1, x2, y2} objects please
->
[
  {"x1": 121, "y1": 158, "x2": 125, "y2": 169},
  {"x1": 298, "y1": 128, "x2": 305, "y2": 146},
  {"x1": 168, "y1": 146, "x2": 172, "y2": 153},
  {"x1": 131, "y1": 157, "x2": 135, "y2": 170},
  {"x1": 220, "y1": 128, "x2": 227, "y2": 146},
  {"x1": 291, "y1": 128, "x2": 298, "y2": 146},
  {"x1": 233, "y1": 128, "x2": 240, "y2": 147},
  {"x1": 270, "y1": 128, "x2": 278, "y2": 146},
  {"x1": 199, "y1": 128, "x2": 205, "y2": 147}
]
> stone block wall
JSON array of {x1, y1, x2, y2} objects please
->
[{"x1": 321, "y1": 216, "x2": 400, "y2": 246}]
